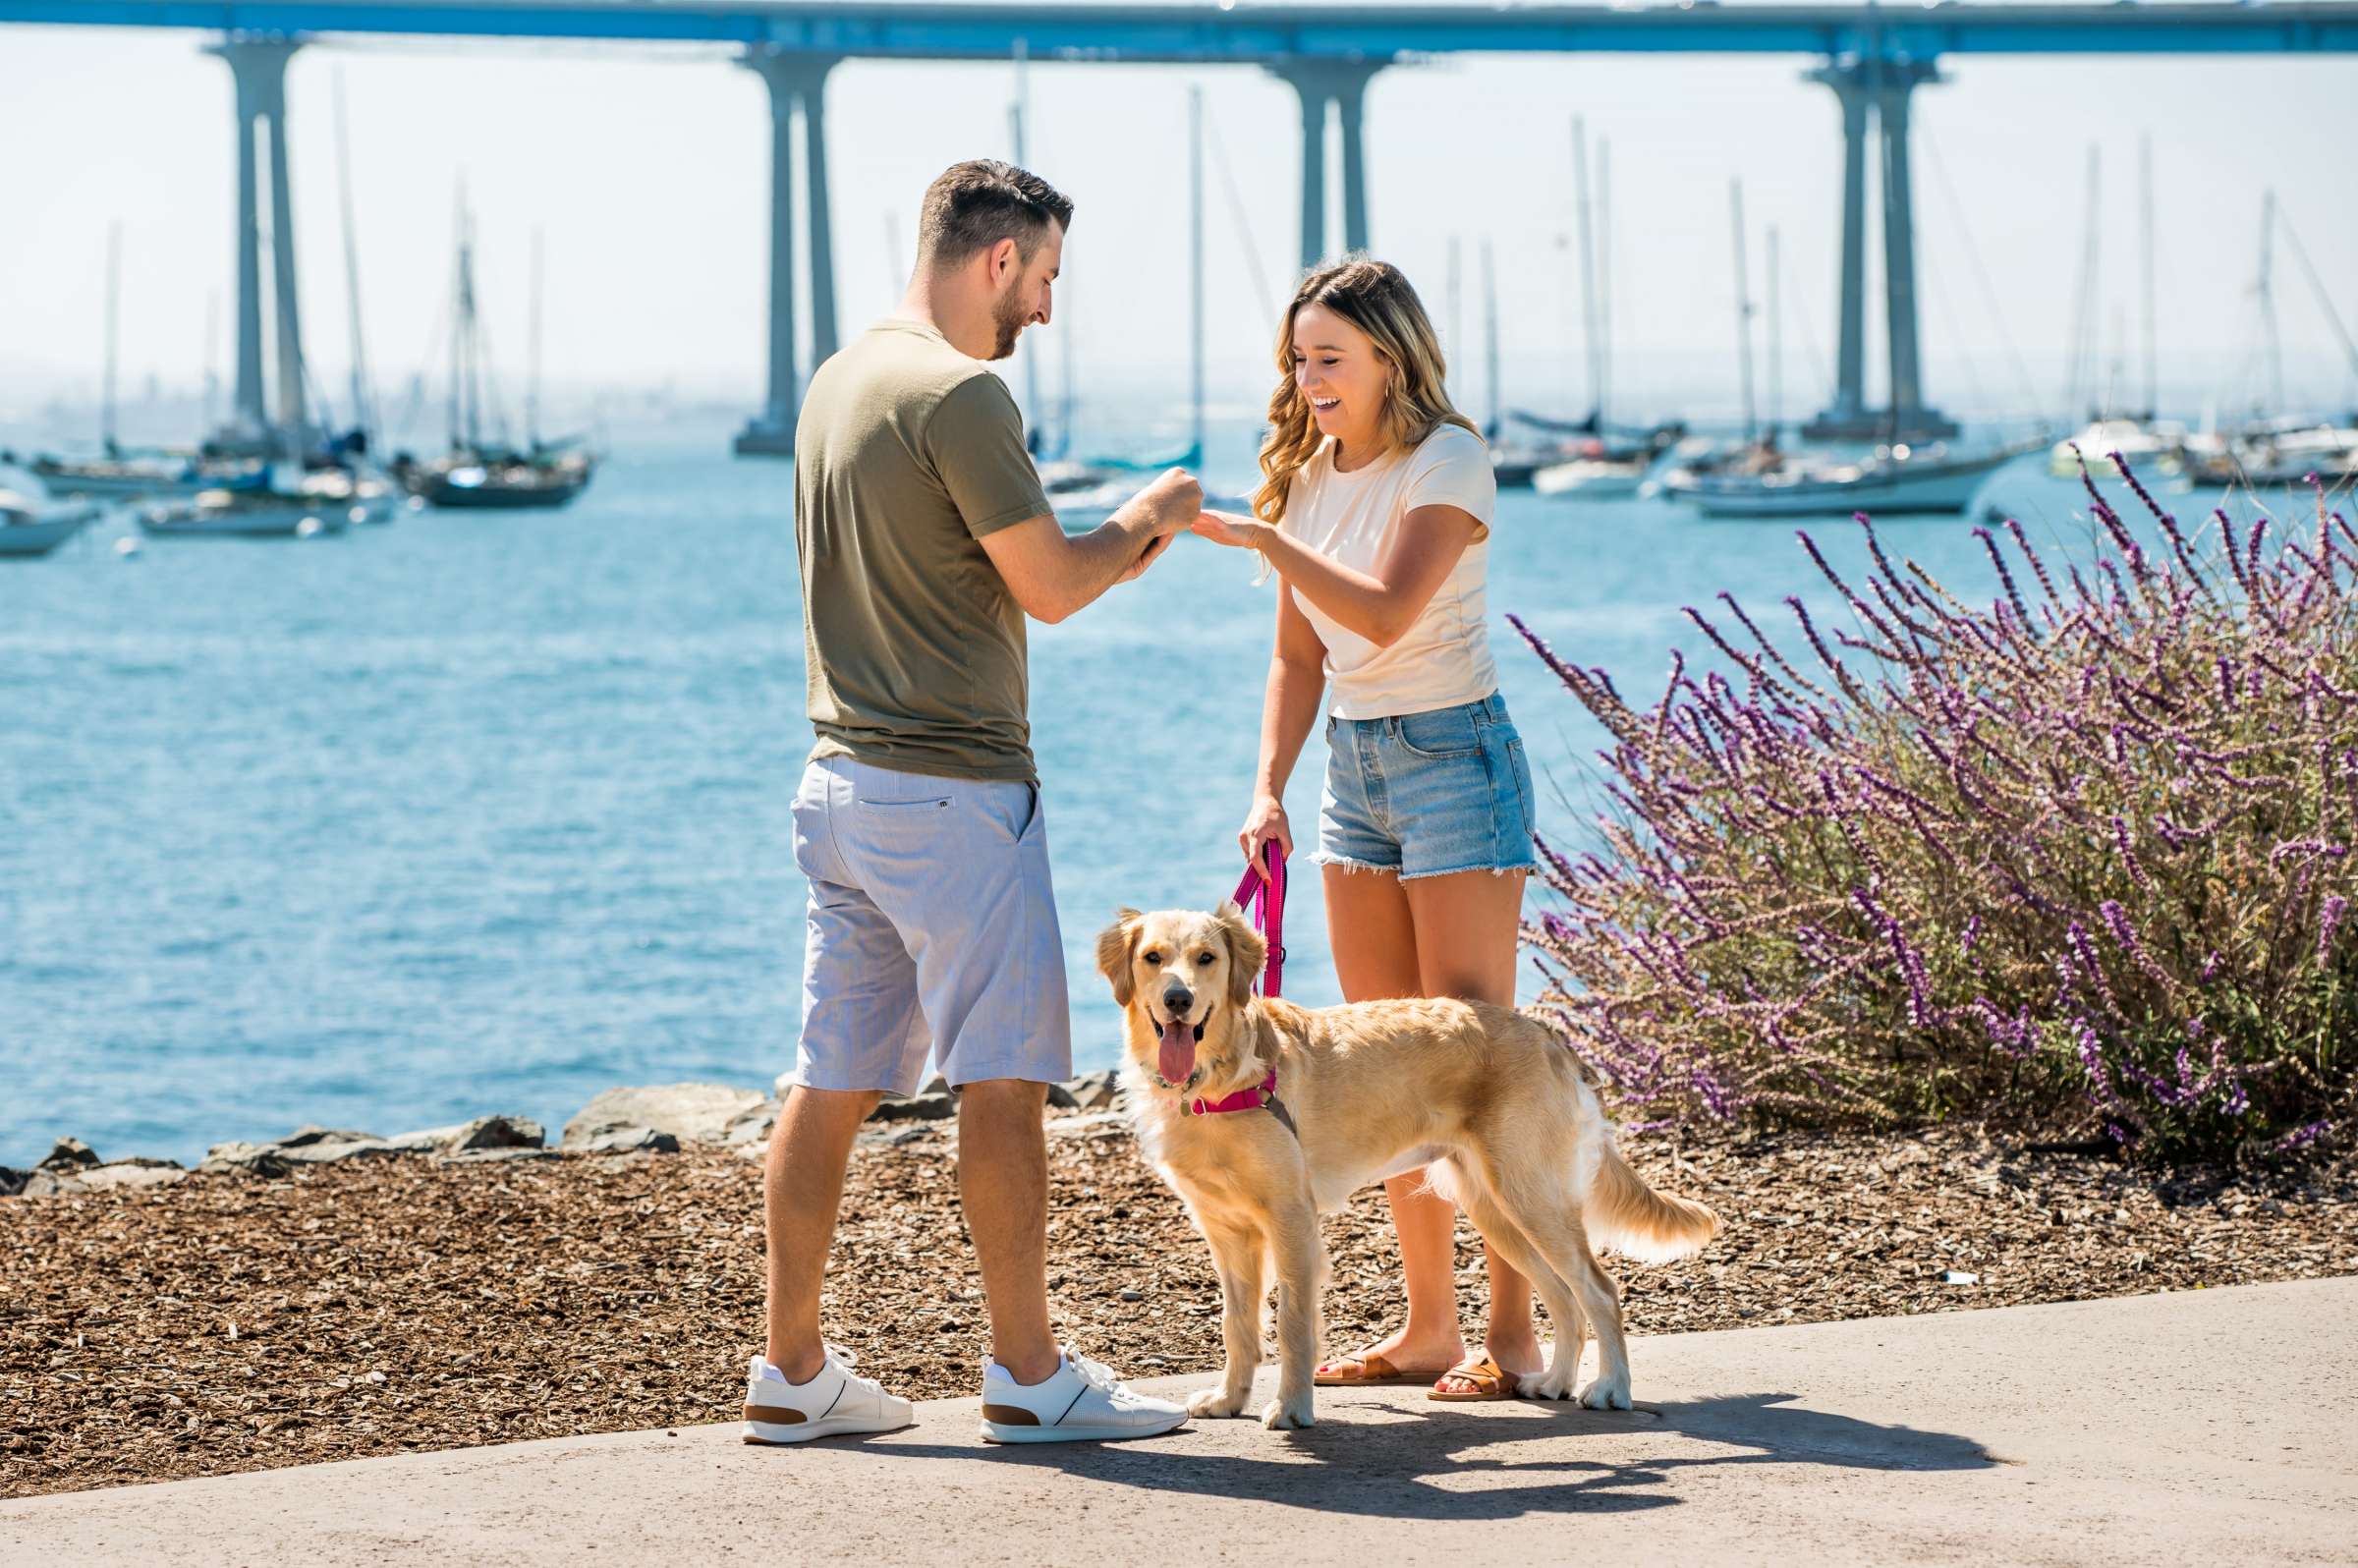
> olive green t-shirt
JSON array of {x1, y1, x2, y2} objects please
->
[{"x1": 795, "y1": 318, "x2": 1051, "y2": 783}]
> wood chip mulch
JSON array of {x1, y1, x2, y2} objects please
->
[{"x1": 4, "y1": 1117, "x2": 2352, "y2": 1501}]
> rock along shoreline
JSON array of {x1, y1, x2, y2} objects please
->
[{"x1": 0, "y1": 1071, "x2": 1129, "y2": 1201}]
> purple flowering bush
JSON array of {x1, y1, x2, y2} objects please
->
[{"x1": 1512, "y1": 460, "x2": 2356, "y2": 1163}]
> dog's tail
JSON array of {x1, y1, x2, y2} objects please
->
[{"x1": 1584, "y1": 1142, "x2": 1718, "y2": 1263}]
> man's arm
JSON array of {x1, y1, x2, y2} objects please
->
[{"x1": 980, "y1": 468, "x2": 1201, "y2": 625}]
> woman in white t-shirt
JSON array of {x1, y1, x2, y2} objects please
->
[{"x1": 1192, "y1": 259, "x2": 1542, "y2": 1402}]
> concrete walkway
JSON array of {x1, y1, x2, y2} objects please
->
[{"x1": 7, "y1": 1278, "x2": 2353, "y2": 1565}]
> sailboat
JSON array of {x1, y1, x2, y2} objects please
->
[
  {"x1": 1048, "y1": 84, "x2": 1223, "y2": 532},
  {"x1": 139, "y1": 150, "x2": 397, "y2": 540},
  {"x1": 1675, "y1": 182, "x2": 2034, "y2": 519},
  {"x1": 393, "y1": 208, "x2": 597, "y2": 510},
  {"x1": 2178, "y1": 190, "x2": 2358, "y2": 490},
  {"x1": 29, "y1": 225, "x2": 266, "y2": 501},
  {"x1": 2049, "y1": 139, "x2": 2185, "y2": 478},
  {"x1": 1529, "y1": 125, "x2": 1685, "y2": 500}
]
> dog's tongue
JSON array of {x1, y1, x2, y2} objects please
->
[{"x1": 1157, "y1": 1018, "x2": 1197, "y2": 1088}]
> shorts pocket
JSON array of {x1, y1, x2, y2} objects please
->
[
  {"x1": 989, "y1": 781, "x2": 1043, "y2": 845},
  {"x1": 1393, "y1": 703, "x2": 1482, "y2": 760}
]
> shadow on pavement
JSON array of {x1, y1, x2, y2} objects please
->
[{"x1": 882, "y1": 1391, "x2": 1995, "y2": 1520}]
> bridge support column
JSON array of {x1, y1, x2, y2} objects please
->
[
  {"x1": 735, "y1": 49, "x2": 840, "y2": 460},
  {"x1": 1269, "y1": 59, "x2": 1382, "y2": 272},
  {"x1": 1801, "y1": 56, "x2": 1954, "y2": 443},
  {"x1": 207, "y1": 34, "x2": 308, "y2": 455}
]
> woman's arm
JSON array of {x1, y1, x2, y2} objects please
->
[
  {"x1": 1240, "y1": 585, "x2": 1329, "y2": 863},
  {"x1": 1193, "y1": 504, "x2": 1481, "y2": 648}
]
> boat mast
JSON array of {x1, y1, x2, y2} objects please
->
[
  {"x1": 527, "y1": 226, "x2": 544, "y2": 451},
  {"x1": 1767, "y1": 223, "x2": 1781, "y2": 440},
  {"x1": 2063, "y1": 146, "x2": 2100, "y2": 423},
  {"x1": 446, "y1": 188, "x2": 464, "y2": 454},
  {"x1": 1730, "y1": 179, "x2": 1756, "y2": 446},
  {"x1": 1598, "y1": 137, "x2": 1612, "y2": 426},
  {"x1": 333, "y1": 70, "x2": 373, "y2": 443},
  {"x1": 1572, "y1": 116, "x2": 1600, "y2": 423},
  {"x1": 2256, "y1": 189, "x2": 2282, "y2": 415},
  {"x1": 1009, "y1": 39, "x2": 1042, "y2": 457},
  {"x1": 1189, "y1": 84, "x2": 1206, "y2": 472},
  {"x1": 1482, "y1": 236, "x2": 1500, "y2": 442},
  {"x1": 2139, "y1": 132, "x2": 2158, "y2": 421},
  {"x1": 101, "y1": 222, "x2": 121, "y2": 454}
]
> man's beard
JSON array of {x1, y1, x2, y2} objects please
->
[{"x1": 988, "y1": 284, "x2": 1030, "y2": 362}]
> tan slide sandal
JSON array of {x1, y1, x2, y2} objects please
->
[
  {"x1": 1427, "y1": 1354, "x2": 1523, "y2": 1402},
  {"x1": 1314, "y1": 1351, "x2": 1449, "y2": 1387}
]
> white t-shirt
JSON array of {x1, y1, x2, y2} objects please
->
[{"x1": 1279, "y1": 422, "x2": 1499, "y2": 719}]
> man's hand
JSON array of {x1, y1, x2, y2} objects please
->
[{"x1": 1124, "y1": 468, "x2": 1204, "y2": 535}]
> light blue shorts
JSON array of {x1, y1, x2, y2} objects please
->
[
  {"x1": 789, "y1": 754, "x2": 1073, "y2": 1095},
  {"x1": 1318, "y1": 692, "x2": 1541, "y2": 881}
]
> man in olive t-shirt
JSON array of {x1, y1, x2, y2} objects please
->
[
  {"x1": 795, "y1": 317, "x2": 1051, "y2": 781},
  {"x1": 743, "y1": 160, "x2": 1203, "y2": 1447}
]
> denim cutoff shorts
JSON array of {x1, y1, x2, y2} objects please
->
[{"x1": 1318, "y1": 692, "x2": 1540, "y2": 880}]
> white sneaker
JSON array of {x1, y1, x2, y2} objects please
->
[
  {"x1": 979, "y1": 1347, "x2": 1190, "y2": 1443},
  {"x1": 743, "y1": 1346, "x2": 914, "y2": 1445}
]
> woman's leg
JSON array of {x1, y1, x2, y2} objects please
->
[
  {"x1": 1319, "y1": 864, "x2": 1468, "y2": 1377},
  {"x1": 1405, "y1": 867, "x2": 1543, "y2": 1393}
]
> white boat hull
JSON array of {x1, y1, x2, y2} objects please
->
[
  {"x1": 1532, "y1": 461, "x2": 1645, "y2": 498},
  {"x1": 140, "y1": 490, "x2": 391, "y2": 538},
  {"x1": 0, "y1": 504, "x2": 101, "y2": 556},
  {"x1": 1684, "y1": 449, "x2": 2025, "y2": 518}
]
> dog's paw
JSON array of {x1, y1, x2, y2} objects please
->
[
  {"x1": 1522, "y1": 1365, "x2": 1579, "y2": 1402},
  {"x1": 1187, "y1": 1387, "x2": 1248, "y2": 1420},
  {"x1": 1260, "y1": 1394, "x2": 1316, "y2": 1430},
  {"x1": 1576, "y1": 1373, "x2": 1633, "y2": 1411}
]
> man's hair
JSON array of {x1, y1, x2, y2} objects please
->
[{"x1": 916, "y1": 160, "x2": 1073, "y2": 269}]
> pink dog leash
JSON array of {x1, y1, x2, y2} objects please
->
[
  {"x1": 1183, "y1": 841, "x2": 1296, "y2": 1133},
  {"x1": 1229, "y1": 839, "x2": 1287, "y2": 999}
]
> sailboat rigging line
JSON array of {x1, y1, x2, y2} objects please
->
[
  {"x1": 1918, "y1": 121, "x2": 2046, "y2": 426},
  {"x1": 1202, "y1": 113, "x2": 1278, "y2": 327},
  {"x1": 1782, "y1": 254, "x2": 1835, "y2": 408},
  {"x1": 390, "y1": 273, "x2": 454, "y2": 451},
  {"x1": 1920, "y1": 239, "x2": 1997, "y2": 420},
  {"x1": 2273, "y1": 200, "x2": 2358, "y2": 390}
]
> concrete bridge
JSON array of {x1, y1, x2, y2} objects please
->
[{"x1": 12, "y1": 1, "x2": 2358, "y2": 453}]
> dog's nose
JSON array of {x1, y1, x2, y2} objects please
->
[{"x1": 1161, "y1": 983, "x2": 1194, "y2": 1018}]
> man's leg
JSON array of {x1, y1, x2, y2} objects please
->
[
  {"x1": 763, "y1": 1084, "x2": 882, "y2": 1379},
  {"x1": 955, "y1": 1077, "x2": 1060, "y2": 1385}
]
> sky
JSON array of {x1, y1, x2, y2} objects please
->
[{"x1": 6, "y1": 9, "x2": 2356, "y2": 439}]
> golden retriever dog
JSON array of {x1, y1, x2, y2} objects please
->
[{"x1": 1095, "y1": 902, "x2": 1717, "y2": 1430}]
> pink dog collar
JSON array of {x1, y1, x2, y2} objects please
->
[{"x1": 1183, "y1": 1072, "x2": 1278, "y2": 1118}]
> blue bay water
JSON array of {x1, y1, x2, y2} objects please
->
[{"x1": 0, "y1": 422, "x2": 2181, "y2": 1165}]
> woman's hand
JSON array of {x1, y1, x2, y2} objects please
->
[
  {"x1": 1239, "y1": 794, "x2": 1294, "y2": 866},
  {"x1": 1191, "y1": 509, "x2": 1268, "y2": 551}
]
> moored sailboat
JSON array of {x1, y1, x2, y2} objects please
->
[{"x1": 394, "y1": 210, "x2": 598, "y2": 510}]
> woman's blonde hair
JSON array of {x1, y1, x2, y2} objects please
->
[{"x1": 1252, "y1": 257, "x2": 1482, "y2": 526}]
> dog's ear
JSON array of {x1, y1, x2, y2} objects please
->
[
  {"x1": 1213, "y1": 900, "x2": 1267, "y2": 1009},
  {"x1": 1095, "y1": 909, "x2": 1145, "y2": 1006}
]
